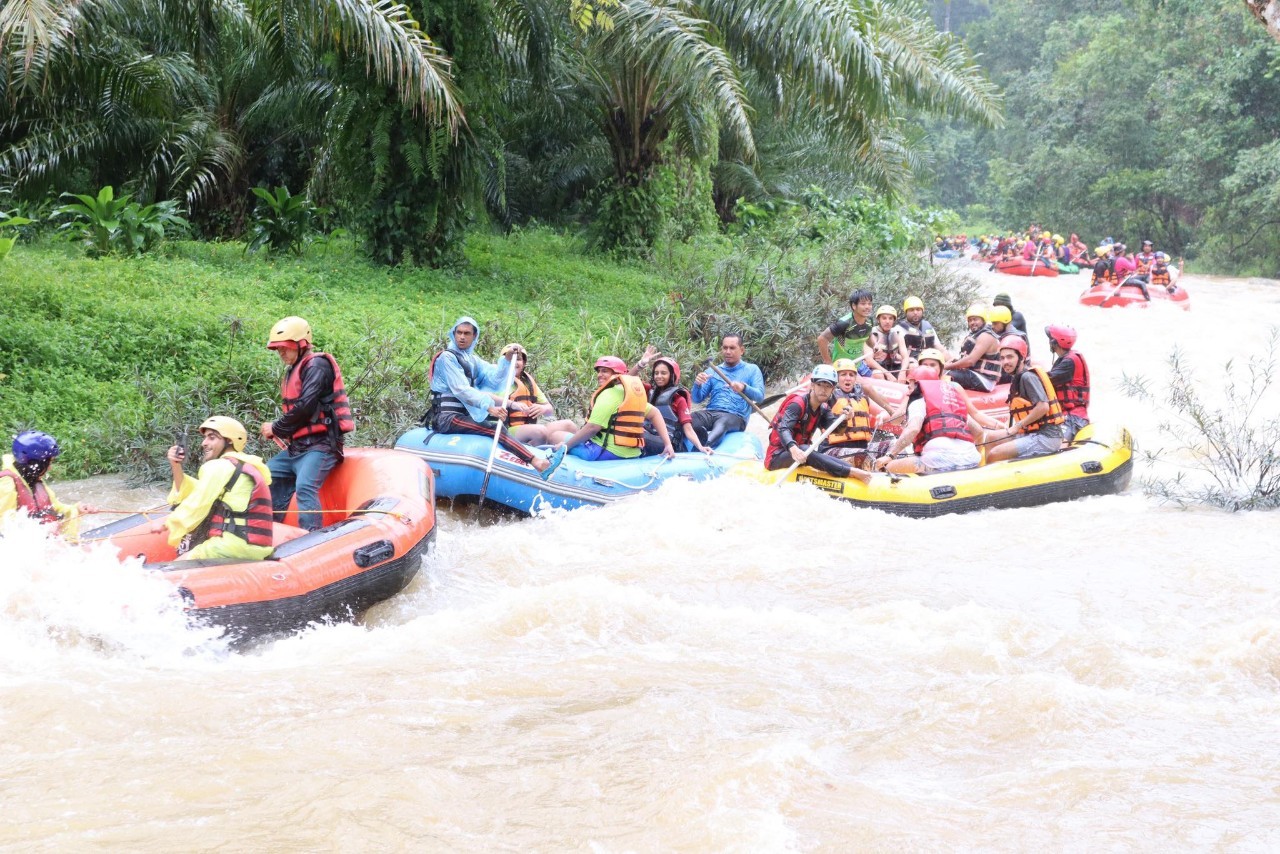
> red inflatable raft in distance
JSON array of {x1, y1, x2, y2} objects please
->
[
  {"x1": 995, "y1": 257, "x2": 1060, "y2": 278},
  {"x1": 86, "y1": 448, "x2": 435, "y2": 644},
  {"x1": 1079, "y1": 278, "x2": 1191, "y2": 311}
]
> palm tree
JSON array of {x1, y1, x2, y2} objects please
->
[
  {"x1": 501, "y1": 0, "x2": 1001, "y2": 247},
  {"x1": 0, "y1": 0, "x2": 460, "y2": 226}
]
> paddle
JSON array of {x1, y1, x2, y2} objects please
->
[
  {"x1": 775, "y1": 411, "x2": 848, "y2": 486},
  {"x1": 702, "y1": 358, "x2": 773, "y2": 421},
  {"x1": 477, "y1": 354, "x2": 518, "y2": 514},
  {"x1": 1100, "y1": 273, "x2": 1143, "y2": 307}
]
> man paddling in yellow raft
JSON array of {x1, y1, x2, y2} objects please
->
[
  {"x1": 0, "y1": 430, "x2": 94, "y2": 540},
  {"x1": 150, "y1": 417, "x2": 274, "y2": 561}
]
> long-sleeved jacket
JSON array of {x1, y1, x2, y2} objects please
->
[{"x1": 691, "y1": 361, "x2": 764, "y2": 420}]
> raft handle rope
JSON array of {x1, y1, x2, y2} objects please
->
[
  {"x1": 79, "y1": 507, "x2": 415, "y2": 544},
  {"x1": 577, "y1": 455, "x2": 673, "y2": 490}
]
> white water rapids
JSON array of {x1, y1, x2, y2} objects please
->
[{"x1": 3, "y1": 264, "x2": 1280, "y2": 850}]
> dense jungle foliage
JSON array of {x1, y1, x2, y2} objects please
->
[
  {"x1": 922, "y1": 0, "x2": 1280, "y2": 277},
  {"x1": 0, "y1": 0, "x2": 999, "y2": 263}
]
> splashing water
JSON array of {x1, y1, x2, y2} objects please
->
[
  {"x1": 0, "y1": 514, "x2": 229, "y2": 666},
  {"x1": 3, "y1": 267, "x2": 1280, "y2": 848}
]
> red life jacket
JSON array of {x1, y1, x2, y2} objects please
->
[
  {"x1": 206, "y1": 457, "x2": 274, "y2": 547},
  {"x1": 766, "y1": 391, "x2": 823, "y2": 460},
  {"x1": 912, "y1": 381, "x2": 972, "y2": 454},
  {"x1": 1055, "y1": 351, "x2": 1091, "y2": 418},
  {"x1": 280, "y1": 351, "x2": 354, "y2": 442},
  {"x1": 0, "y1": 470, "x2": 60, "y2": 523}
]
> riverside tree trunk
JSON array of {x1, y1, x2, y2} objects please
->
[{"x1": 1245, "y1": 0, "x2": 1280, "y2": 41}]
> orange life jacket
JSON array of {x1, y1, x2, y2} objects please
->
[
  {"x1": 507, "y1": 372, "x2": 543, "y2": 427},
  {"x1": 1150, "y1": 262, "x2": 1171, "y2": 287},
  {"x1": 912, "y1": 380, "x2": 972, "y2": 454},
  {"x1": 0, "y1": 470, "x2": 60, "y2": 523},
  {"x1": 280, "y1": 351, "x2": 354, "y2": 442},
  {"x1": 1007, "y1": 366, "x2": 1066, "y2": 433},
  {"x1": 1092, "y1": 260, "x2": 1116, "y2": 287},
  {"x1": 206, "y1": 457, "x2": 275, "y2": 548},
  {"x1": 590, "y1": 375, "x2": 648, "y2": 449},
  {"x1": 827, "y1": 392, "x2": 872, "y2": 446}
]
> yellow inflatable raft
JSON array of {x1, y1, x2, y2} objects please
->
[{"x1": 733, "y1": 425, "x2": 1133, "y2": 517}]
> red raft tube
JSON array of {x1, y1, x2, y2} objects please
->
[
  {"x1": 995, "y1": 257, "x2": 1060, "y2": 277},
  {"x1": 1079, "y1": 278, "x2": 1191, "y2": 310},
  {"x1": 86, "y1": 448, "x2": 435, "y2": 643}
]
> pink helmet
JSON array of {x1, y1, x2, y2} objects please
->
[
  {"x1": 910, "y1": 364, "x2": 941, "y2": 382},
  {"x1": 999, "y1": 335, "x2": 1029, "y2": 360},
  {"x1": 651, "y1": 356, "x2": 681, "y2": 384},
  {"x1": 1045, "y1": 324, "x2": 1077, "y2": 350},
  {"x1": 594, "y1": 356, "x2": 628, "y2": 374}
]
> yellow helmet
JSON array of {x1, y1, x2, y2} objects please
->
[
  {"x1": 875, "y1": 305, "x2": 897, "y2": 320},
  {"x1": 917, "y1": 348, "x2": 946, "y2": 367},
  {"x1": 988, "y1": 305, "x2": 1012, "y2": 325},
  {"x1": 965, "y1": 302, "x2": 989, "y2": 322},
  {"x1": 1040, "y1": 231, "x2": 1051, "y2": 239},
  {"x1": 832, "y1": 358, "x2": 861, "y2": 374},
  {"x1": 1095, "y1": 244, "x2": 1113, "y2": 256},
  {"x1": 1052, "y1": 233, "x2": 1064, "y2": 244},
  {"x1": 902, "y1": 296, "x2": 924, "y2": 311},
  {"x1": 267, "y1": 316, "x2": 312, "y2": 350},
  {"x1": 199, "y1": 416, "x2": 247, "y2": 452}
]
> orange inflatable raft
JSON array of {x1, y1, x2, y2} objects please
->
[{"x1": 86, "y1": 448, "x2": 435, "y2": 642}]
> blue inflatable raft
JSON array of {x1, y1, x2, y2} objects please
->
[{"x1": 394, "y1": 428, "x2": 763, "y2": 513}]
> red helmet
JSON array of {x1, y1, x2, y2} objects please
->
[
  {"x1": 1045, "y1": 324, "x2": 1077, "y2": 350},
  {"x1": 999, "y1": 335, "x2": 1029, "y2": 360},
  {"x1": 910, "y1": 364, "x2": 940, "y2": 383},
  {"x1": 594, "y1": 356, "x2": 628, "y2": 374},
  {"x1": 651, "y1": 356, "x2": 681, "y2": 384}
]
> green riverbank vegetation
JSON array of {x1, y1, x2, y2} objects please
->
[{"x1": 2, "y1": 217, "x2": 980, "y2": 480}]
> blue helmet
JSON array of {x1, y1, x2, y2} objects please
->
[
  {"x1": 811, "y1": 365, "x2": 839, "y2": 385},
  {"x1": 13, "y1": 431, "x2": 61, "y2": 466}
]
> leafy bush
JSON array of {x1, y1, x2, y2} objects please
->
[
  {"x1": 53, "y1": 187, "x2": 187, "y2": 257},
  {"x1": 246, "y1": 186, "x2": 328, "y2": 256},
  {"x1": 632, "y1": 235, "x2": 980, "y2": 385},
  {"x1": 590, "y1": 162, "x2": 718, "y2": 256},
  {"x1": 0, "y1": 214, "x2": 33, "y2": 261},
  {"x1": 1121, "y1": 333, "x2": 1280, "y2": 511},
  {"x1": 732, "y1": 186, "x2": 959, "y2": 254}
]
